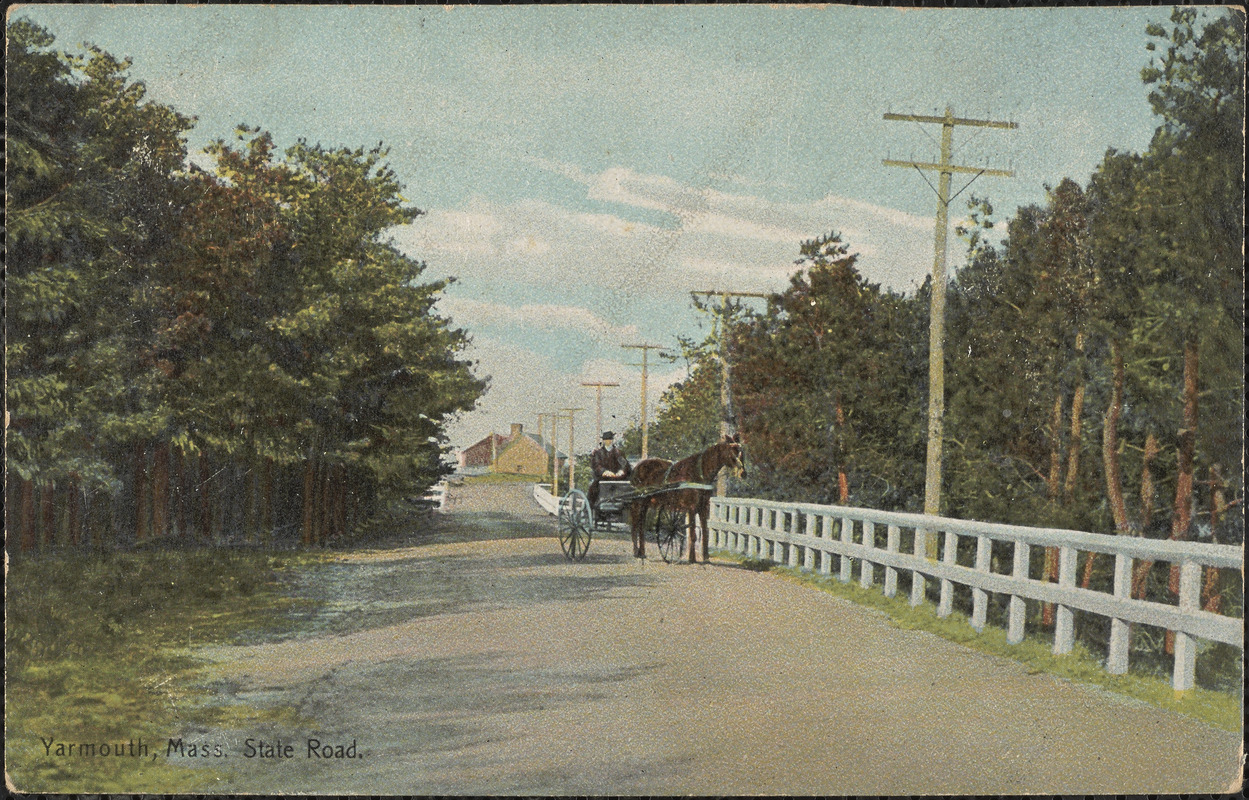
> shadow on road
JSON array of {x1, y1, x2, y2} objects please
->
[{"x1": 258, "y1": 543, "x2": 658, "y2": 644}]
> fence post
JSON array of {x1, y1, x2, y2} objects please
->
[
  {"x1": 1172, "y1": 561, "x2": 1202, "y2": 692},
  {"x1": 1007, "y1": 540, "x2": 1030, "y2": 644},
  {"x1": 911, "y1": 528, "x2": 927, "y2": 607},
  {"x1": 819, "y1": 516, "x2": 832, "y2": 576},
  {"x1": 884, "y1": 524, "x2": 900, "y2": 598},
  {"x1": 971, "y1": 535, "x2": 991, "y2": 631},
  {"x1": 839, "y1": 516, "x2": 853, "y2": 583},
  {"x1": 938, "y1": 528, "x2": 956, "y2": 618},
  {"x1": 1107, "y1": 552, "x2": 1132, "y2": 674},
  {"x1": 860, "y1": 522, "x2": 876, "y2": 588},
  {"x1": 1053, "y1": 546, "x2": 1077, "y2": 654},
  {"x1": 788, "y1": 512, "x2": 800, "y2": 569},
  {"x1": 803, "y1": 512, "x2": 816, "y2": 571}
]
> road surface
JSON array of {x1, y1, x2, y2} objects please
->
[{"x1": 190, "y1": 481, "x2": 1242, "y2": 795}]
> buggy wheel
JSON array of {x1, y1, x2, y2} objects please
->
[
  {"x1": 558, "y1": 490, "x2": 593, "y2": 561},
  {"x1": 654, "y1": 506, "x2": 687, "y2": 564}
]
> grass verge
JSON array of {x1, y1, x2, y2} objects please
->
[
  {"x1": 5, "y1": 547, "x2": 326, "y2": 793},
  {"x1": 715, "y1": 551, "x2": 1242, "y2": 732}
]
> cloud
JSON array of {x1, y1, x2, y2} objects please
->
[
  {"x1": 404, "y1": 162, "x2": 940, "y2": 450},
  {"x1": 439, "y1": 298, "x2": 640, "y2": 342},
  {"x1": 402, "y1": 163, "x2": 938, "y2": 298},
  {"x1": 521, "y1": 160, "x2": 937, "y2": 289}
]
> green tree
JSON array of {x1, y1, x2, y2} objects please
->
[
  {"x1": 1134, "y1": 9, "x2": 1244, "y2": 617},
  {"x1": 732, "y1": 232, "x2": 924, "y2": 508},
  {"x1": 6, "y1": 20, "x2": 193, "y2": 549}
]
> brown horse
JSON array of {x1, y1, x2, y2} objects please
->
[{"x1": 628, "y1": 434, "x2": 746, "y2": 562}]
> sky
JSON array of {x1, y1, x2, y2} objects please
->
[{"x1": 13, "y1": 4, "x2": 1208, "y2": 456}]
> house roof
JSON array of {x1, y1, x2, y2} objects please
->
[
  {"x1": 460, "y1": 432, "x2": 508, "y2": 456},
  {"x1": 460, "y1": 428, "x2": 568, "y2": 462},
  {"x1": 514, "y1": 432, "x2": 567, "y2": 460}
]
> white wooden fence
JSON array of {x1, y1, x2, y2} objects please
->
[
  {"x1": 709, "y1": 497, "x2": 1243, "y2": 691},
  {"x1": 423, "y1": 481, "x2": 448, "y2": 511}
]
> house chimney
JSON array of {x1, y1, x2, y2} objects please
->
[
  {"x1": 510, "y1": 423, "x2": 523, "y2": 439},
  {"x1": 491, "y1": 433, "x2": 498, "y2": 465}
]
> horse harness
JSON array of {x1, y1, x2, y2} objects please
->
[{"x1": 660, "y1": 445, "x2": 720, "y2": 486}]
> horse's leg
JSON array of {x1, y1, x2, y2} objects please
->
[
  {"x1": 686, "y1": 508, "x2": 696, "y2": 563},
  {"x1": 629, "y1": 500, "x2": 641, "y2": 558},
  {"x1": 639, "y1": 499, "x2": 649, "y2": 558},
  {"x1": 630, "y1": 498, "x2": 646, "y2": 558}
]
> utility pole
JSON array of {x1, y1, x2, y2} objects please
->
[
  {"x1": 550, "y1": 410, "x2": 565, "y2": 498},
  {"x1": 621, "y1": 343, "x2": 667, "y2": 460},
  {"x1": 884, "y1": 106, "x2": 1016, "y2": 552},
  {"x1": 560, "y1": 407, "x2": 584, "y2": 487},
  {"x1": 692, "y1": 290, "x2": 768, "y2": 496},
  {"x1": 580, "y1": 381, "x2": 620, "y2": 438},
  {"x1": 884, "y1": 109, "x2": 1019, "y2": 514}
]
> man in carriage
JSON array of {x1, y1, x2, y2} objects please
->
[{"x1": 588, "y1": 431, "x2": 631, "y2": 510}]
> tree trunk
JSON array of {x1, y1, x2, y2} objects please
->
[
  {"x1": 1140, "y1": 432, "x2": 1160, "y2": 531},
  {"x1": 1164, "y1": 339, "x2": 1199, "y2": 655},
  {"x1": 1201, "y1": 465, "x2": 1226, "y2": 613},
  {"x1": 172, "y1": 445, "x2": 186, "y2": 538},
  {"x1": 1102, "y1": 340, "x2": 1128, "y2": 533},
  {"x1": 301, "y1": 458, "x2": 315, "y2": 546},
  {"x1": 1063, "y1": 331, "x2": 1086, "y2": 504},
  {"x1": 243, "y1": 453, "x2": 256, "y2": 544},
  {"x1": 1040, "y1": 387, "x2": 1066, "y2": 625},
  {"x1": 1125, "y1": 432, "x2": 1162, "y2": 598},
  {"x1": 153, "y1": 441, "x2": 170, "y2": 539},
  {"x1": 1168, "y1": 338, "x2": 1200, "y2": 562},
  {"x1": 319, "y1": 463, "x2": 333, "y2": 543},
  {"x1": 1047, "y1": 389, "x2": 1064, "y2": 501},
  {"x1": 345, "y1": 470, "x2": 358, "y2": 539},
  {"x1": 334, "y1": 465, "x2": 347, "y2": 540},
  {"x1": 834, "y1": 398, "x2": 849, "y2": 504},
  {"x1": 1092, "y1": 339, "x2": 1128, "y2": 592},
  {"x1": 41, "y1": 480, "x2": 57, "y2": 548},
  {"x1": 134, "y1": 440, "x2": 149, "y2": 542},
  {"x1": 262, "y1": 456, "x2": 274, "y2": 544},
  {"x1": 21, "y1": 478, "x2": 36, "y2": 552},
  {"x1": 67, "y1": 472, "x2": 82, "y2": 547},
  {"x1": 199, "y1": 449, "x2": 213, "y2": 540}
]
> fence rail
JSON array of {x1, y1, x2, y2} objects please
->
[
  {"x1": 422, "y1": 481, "x2": 448, "y2": 512},
  {"x1": 709, "y1": 497, "x2": 1243, "y2": 691}
]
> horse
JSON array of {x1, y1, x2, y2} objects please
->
[{"x1": 627, "y1": 433, "x2": 746, "y2": 562}]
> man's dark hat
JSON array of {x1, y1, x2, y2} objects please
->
[{"x1": 601, "y1": 431, "x2": 615, "y2": 440}]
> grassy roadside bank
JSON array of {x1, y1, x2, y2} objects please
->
[
  {"x1": 714, "y1": 551, "x2": 1242, "y2": 732},
  {"x1": 5, "y1": 548, "x2": 327, "y2": 793}
]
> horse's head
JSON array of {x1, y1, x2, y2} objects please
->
[{"x1": 719, "y1": 433, "x2": 746, "y2": 478}]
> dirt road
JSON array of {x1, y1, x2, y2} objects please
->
[{"x1": 190, "y1": 481, "x2": 1242, "y2": 795}]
